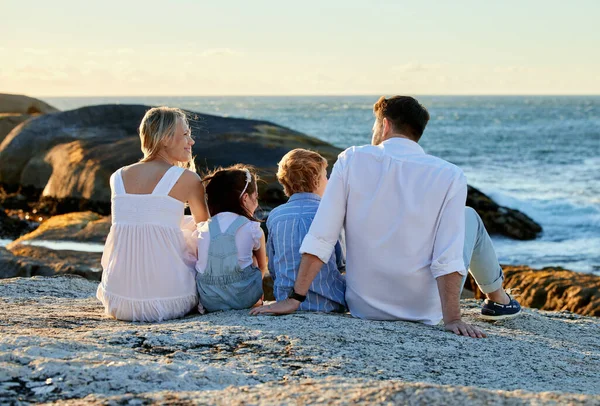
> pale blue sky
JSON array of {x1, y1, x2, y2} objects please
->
[{"x1": 1, "y1": 0, "x2": 599, "y2": 96}]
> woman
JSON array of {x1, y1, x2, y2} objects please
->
[{"x1": 96, "y1": 106, "x2": 209, "y2": 322}]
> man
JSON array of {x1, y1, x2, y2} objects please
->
[{"x1": 251, "y1": 96, "x2": 521, "y2": 338}]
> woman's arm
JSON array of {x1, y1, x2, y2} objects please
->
[
  {"x1": 185, "y1": 172, "x2": 209, "y2": 223},
  {"x1": 253, "y1": 229, "x2": 268, "y2": 277}
]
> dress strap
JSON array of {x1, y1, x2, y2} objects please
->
[
  {"x1": 224, "y1": 216, "x2": 250, "y2": 236},
  {"x1": 111, "y1": 168, "x2": 126, "y2": 196},
  {"x1": 152, "y1": 166, "x2": 185, "y2": 196}
]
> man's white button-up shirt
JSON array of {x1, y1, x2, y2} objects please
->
[{"x1": 300, "y1": 137, "x2": 468, "y2": 325}]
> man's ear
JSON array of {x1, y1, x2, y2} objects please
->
[{"x1": 382, "y1": 118, "x2": 391, "y2": 139}]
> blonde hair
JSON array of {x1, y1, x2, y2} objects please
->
[
  {"x1": 138, "y1": 106, "x2": 196, "y2": 172},
  {"x1": 277, "y1": 149, "x2": 327, "y2": 197}
]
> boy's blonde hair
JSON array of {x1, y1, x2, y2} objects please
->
[
  {"x1": 277, "y1": 149, "x2": 327, "y2": 197},
  {"x1": 138, "y1": 106, "x2": 196, "y2": 172}
]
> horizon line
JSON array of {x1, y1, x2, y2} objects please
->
[{"x1": 38, "y1": 93, "x2": 600, "y2": 98}]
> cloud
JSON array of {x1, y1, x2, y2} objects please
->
[
  {"x1": 86, "y1": 49, "x2": 134, "y2": 57},
  {"x1": 23, "y1": 48, "x2": 50, "y2": 55},
  {"x1": 492, "y1": 65, "x2": 536, "y2": 74},
  {"x1": 200, "y1": 48, "x2": 243, "y2": 57},
  {"x1": 392, "y1": 62, "x2": 429, "y2": 73}
]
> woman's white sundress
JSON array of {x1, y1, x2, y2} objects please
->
[{"x1": 96, "y1": 166, "x2": 198, "y2": 322}]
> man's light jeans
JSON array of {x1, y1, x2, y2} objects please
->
[{"x1": 463, "y1": 207, "x2": 505, "y2": 294}]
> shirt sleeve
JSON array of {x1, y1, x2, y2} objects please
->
[
  {"x1": 266, "y1": 222, "x2": 275, "y2": 280},
  {"x1": 430, "y1": 171, "x2": 468, "y2": 279},
  {"x1": 300, "y1": 152, "x2": 349, "y2": 263},
  {"x1": 250, "y1": 221, "x2": 262, "y2": 251}
]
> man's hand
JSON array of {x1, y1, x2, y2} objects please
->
[
  {"x1": 249, "y1": 298, "x2": 301, "y2": 316},
  {"x1": 444, "y1": 319, "x2": 486, "y2": 338}
]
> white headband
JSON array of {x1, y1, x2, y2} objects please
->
[{"x1": 239, "y1": 169, "x2": 252, "y2": 198}]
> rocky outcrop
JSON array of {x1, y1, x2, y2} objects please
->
[
  {"x1": 467, "y1": 186, "x2": 542, "y2": 240},
  {"x1": 9, "y1": 211, "x2": 110, "y2": 245},
  {"x1": 55, "y1": 380, "x2": 599, "y2": 406},
  {"x1": 0, "y1": 114, "x2": 30, "y2": 145},
  {"x1": 0, "y1": 93, "x2": 59, "y2": 144},
  {"x1": 0, "y1": 276, "x2": 598, "y2": 404},
  {"x1": 0, "y1": 206, "x2": 36, "y2": 240},
  {"x1": 0, "y1": 245, "x2": 102, "y2": 280},
  {"x1": 0, "y1": 104, "x2": 339, "y2": 207},
  {"x1": 0, "y1": 94, "x2": 59, "y2": 115},
  {"x1": 465, "y1": 265, "x2": 600, "y2": 317}
]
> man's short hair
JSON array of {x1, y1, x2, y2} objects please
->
[
  {"x1": 277, "y1": 149, "x2": 327, "y2": 197},
  {"x1": 373, "y1": 96, "x2": 430, "y2": 141}
]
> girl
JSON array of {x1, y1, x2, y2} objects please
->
[
  {"x1": 96, "y1": 106, "x2": 209, "y2": 322},
  {"x1": 195, "y1": 164, "x2": 266, "y2": 312}
]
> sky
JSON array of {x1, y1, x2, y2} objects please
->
[{"x1": 1, "y1": 0, "x2": 599, "y2": 96}]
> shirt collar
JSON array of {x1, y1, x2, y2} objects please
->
[
  {"x1": 381, "y1": 137, "x2": 425, "y2": 154},
  {"x1": 288, "y1": 192, "x2": 321, "y2": 202}
]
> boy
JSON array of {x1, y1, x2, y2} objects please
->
[{"x1": 266, "y1": 149, "x2": 346, "y2": 312}]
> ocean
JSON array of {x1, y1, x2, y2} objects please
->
[{"x1": 45, "y1": 95, "x2": 600, "y2": 274}]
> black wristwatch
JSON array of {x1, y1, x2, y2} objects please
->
[{"x1": 288, "y1": 289, "x2": 306, "y2": 303}]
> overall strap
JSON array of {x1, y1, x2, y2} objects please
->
[
  {"x1": 111, "y1": 168, "x2": 126, "y2": 196},
  {"x1": 225, "y1": 216, "x2": 250, "y2": 236},
  {"x1": 152, "y1": 166, "x2": 185, "y2": 195},
  {"x1": 207, "y1": 218, "x2": 224, "y2": 239}
]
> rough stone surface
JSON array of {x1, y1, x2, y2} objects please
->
[
  {"x1": 9, "y1": 211, "x2": 110, "y2": 245},
  {"x1": 0, "y1": 206, "x2": 37, "y2": 239},
  {"x1": 0, "y1": 245, "x2": 102, "y2": 280},
  {"x1": 0, "y1": 93, "x2": 59, "y2": 146},
  {"x1": 467, "y1": 186, "x2": 542, "y2": 240},
  {"x1": 0, "y1": 114, "x2": 30, "y2": 145},
  {"x1": 0, "y1": 276, "x2": 598, "y2": 404},
  {"x1": 466, "y1": 265, "x2": 600, "y2": 317},
  {"x1": 48, "y1": 379, "x2": 600, "y2": 405},
  {"x1": 0, "y1": 104, "x2": 339, "y2": 207},
  {"x1": 0, "y1": 94, "x2": 59, "y2": 115}
]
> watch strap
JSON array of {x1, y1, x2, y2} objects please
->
[{"x1": 288, "y1": 289, "x2": 306, "y2": 303}]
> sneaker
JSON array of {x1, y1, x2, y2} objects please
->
[{"x1": 480, "y1": 295, "x2": 522, "y2": 320}]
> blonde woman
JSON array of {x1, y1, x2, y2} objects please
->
[{"x1": 97, "y1": 107, "x2": 209, "y2": 322}]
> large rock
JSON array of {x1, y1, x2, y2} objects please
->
[
  {"x1": 0, "y1": 94, "x2": 59, "y2": 144},
  {"x1": 0, "y1": 93, "x2": 58, "y2": 115},
  {"x1": 0, "y1": 245, "x2": 102, "y2": 280},
  {"x1": 0, "y1": 206, "x2": 36, "y2": 239},
  {"x1": 467, "y1": 186, "x2": 542, "y2": 240},
  {"x1": 0, "y1": 104, "x2": 339, "y2": 207},
  {"x1": 9, "y1": 211, "x2": 110, "y2": 245},
  {"x1": 0, "y1": 114, "x2": 30, "y2": 145},
  {"x1": 465, "y1": 265, "x2": 600, "y2": 317},
  {"x1": 0, "y1": 276, "x2": 598, "y2": 404}
]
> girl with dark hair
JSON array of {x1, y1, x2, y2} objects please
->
[{"x1": 195, "y1": 164, "x2": 266, "y2": 312}]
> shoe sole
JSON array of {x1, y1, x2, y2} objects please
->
[{"x1": 480, "y1": 309, "x2": 522, "y2": 321}]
